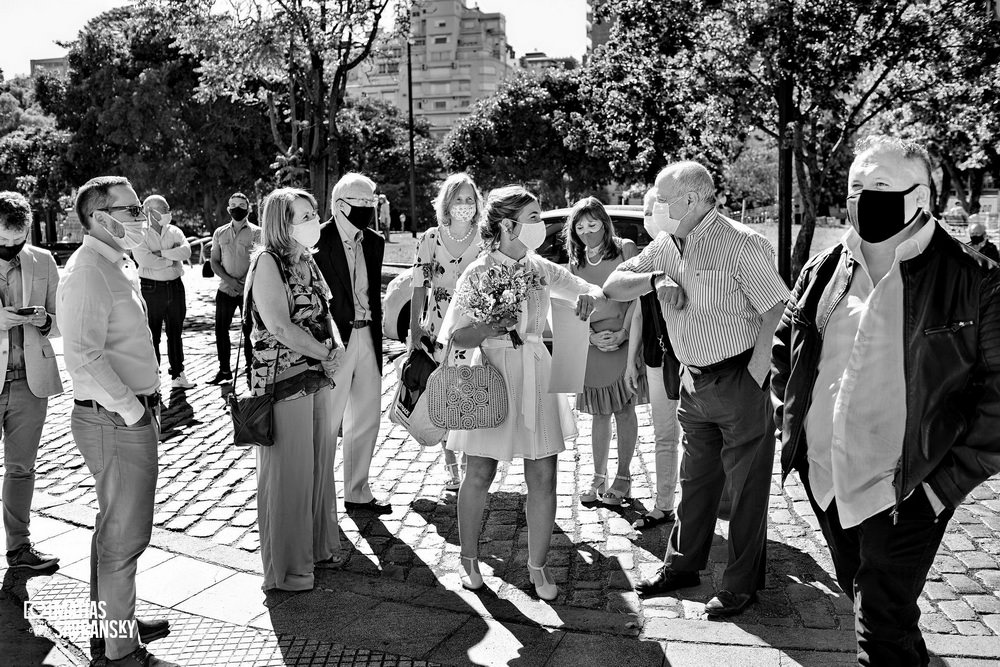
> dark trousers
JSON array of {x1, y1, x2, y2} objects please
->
[
  {"x1": 141, "y1": 278, "x2": 186, "y2": 378},
  {"x1": 802, "y1": 474, "x2": 953, "y2": 667},
  {"x1": 215, "y1": 290, "x2": 252, "y2": 374},
  {"x1": 664, "y1": 363, "x2": 773, "y2": 594}
]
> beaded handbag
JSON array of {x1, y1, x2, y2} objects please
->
[{"x1": 426, "y1": 341, "x2": 508, "y2": 430}]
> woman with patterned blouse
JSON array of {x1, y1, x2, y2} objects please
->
[
  {"x1": 409, "y1": 173, "x2": 484, "y2": 491},
  {"x1": 245, "y1": 188, "x2": 345, "y2": 592}
]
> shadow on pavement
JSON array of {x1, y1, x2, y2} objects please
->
[
  {"x1": 1, "y1": 565, "x2": 77, "y2": 666},
  {"x1": 158, "y1": 387, "x2": 201, "y2": 439}
]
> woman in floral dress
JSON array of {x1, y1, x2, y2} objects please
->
[
  {"x1": 409, "y1": 173, "x2": 484, "y2": 490},
  {"x1": 438, "y1": 185, "x2": 605, "y2": 601}
]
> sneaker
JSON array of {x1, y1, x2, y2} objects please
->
[
  {"x1": 207, "y1": 370, "x2": 232, "y2": 385},
  {"x1": 171, "y1": 373, "x2": 195, "y2": 389},
  {"x1": 6, "y1": 544, "x2": 59, "y2": 570}
]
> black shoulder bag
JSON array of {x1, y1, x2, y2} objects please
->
[{"x1": 649, "y1": 298, "x2": 682, "y2": 401}]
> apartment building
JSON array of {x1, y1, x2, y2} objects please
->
[{"x1": 347, "y1": 0, "x2": 516, "y2": 140}]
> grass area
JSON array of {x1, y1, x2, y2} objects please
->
[{"x1": 381, "y1": 220, "x2": 849, "y2": 267}]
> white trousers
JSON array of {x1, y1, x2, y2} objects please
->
[
  {"x1": 646, "y1": 364, "x2": 681, "y2": 512},
  {"x1": 330, "y1": 330, "x2": 382, "y2": 503}
]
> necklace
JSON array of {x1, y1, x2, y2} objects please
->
[
  {"x1": 442, "y1": 223, "x2": 475, "y2": 245},
  {"x1": 585, "y1": 246, "x2": 603, "y2": 266}
]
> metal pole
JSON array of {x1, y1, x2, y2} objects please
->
[
  {"x1": 776, "y1": 2, "x2": 793, "y2": 285},
  {"x1": 407, "y1": 39, "x2": 418, "y2": 238}
]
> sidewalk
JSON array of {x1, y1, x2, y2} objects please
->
[{"x1": 3, "y1": 266, "x2": 1000, "y2": 665}]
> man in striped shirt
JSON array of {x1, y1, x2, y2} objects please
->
[{"x1": 604, "y1": 161, "x2": 789, "y2": 616}]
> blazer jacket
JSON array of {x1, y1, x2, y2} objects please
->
[
  {"x1": 0, "y1": 245, "x2": 63, "y2": 397},
  {"x1": 315, "y1": 220, "x2": 385, "y2": 369}
]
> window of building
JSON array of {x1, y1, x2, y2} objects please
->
[
  {"x1": 457, "y1": 81, "x2": 470, "y2": 91},
  {"x1": 434, "y1": 36, "x2": 449, "y2": 44},
  {"x1": 430, "y1": 51, "x2": 450, "y2": 62},
  {"x1": 434, "y1": 101, "x2": 447, "y2": 110},
  {"x1": 436, "y1": 20, "x2": 447, "y2": 28},
  {"x1": 481, "y1": 65, "x2": 497, "y2": 75},
  {"x1": 459, "y1": 64, "x2": 471, "y2": 71},
  {"x1": 429, "y1": 82, "x2": 451, "y2": 94},
  {"x1": 458, "y1": 98, "x2": 471, "y2": 108}
]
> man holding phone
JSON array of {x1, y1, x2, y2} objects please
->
[{"x1": 0, "y1": 191, "x2": 63, "y2": 572}]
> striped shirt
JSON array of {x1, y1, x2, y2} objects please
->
[{"x1": 618, "y1": 209, "x2": 789, "y2": 366}]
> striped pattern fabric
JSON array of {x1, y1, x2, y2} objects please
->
[{"x1": 618, "y1": 209, "x2": 790, "y2": 366}]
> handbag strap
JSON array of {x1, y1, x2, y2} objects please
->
[
  {"x1": 440, "y1": 337, "x2": 494, "y2": 370},
  {"x1": 238, "y1": 250, "x2": 285, "y2": 395}
]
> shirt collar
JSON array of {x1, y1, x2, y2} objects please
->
[
  {"x1": 83, "y1": 235, "x2": 127, "y2": 265},
  {"x1": 334, "y1": 213, "x2": 363, "y2": 244},
  {"x1": 686, "y1": 207, "x2": 720, "y2": 242},
  {"x1": 0, "y1": 253, "x2": 21, "y2": 270},
  {"x1": 489, "y1": 250, "x2": 528, "y2": 266},
  {"x1": 842, "y1": 214, "x2": 936, "y2": 264}
]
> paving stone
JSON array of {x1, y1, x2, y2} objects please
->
[
  {"x1": 939, "y1": 600, "x2": 978, "y2": 621},
  {"x1": 944, "y1": 574, "x2": 986, "y2": 595}
]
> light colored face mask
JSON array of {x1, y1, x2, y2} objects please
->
[
  {"x1": 449, "y1": 204, "x2": 476, "y2": 226},
  {"x1": 101, "y1": 212, "x2": 147, "y2": 250},
  {"x1": 291, "y1": 217, "x2": 321, "y2": 250},
  {"x1": 510, "y1": 219, "x2": 546, "y2": 251},
  {"x1": 651, "y1": 197, "x2": 687, "y2": 236}
]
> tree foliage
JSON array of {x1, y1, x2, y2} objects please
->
[
  {"x1": 146, "y1": 0, "x2": 397, "y2": 219},
  {"x1": 441, "y1": 69, "x2": 614, "y2": 209}
]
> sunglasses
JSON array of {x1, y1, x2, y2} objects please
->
[{"x1": 97, "y1": 205, "x2": 145, "y2": 218}]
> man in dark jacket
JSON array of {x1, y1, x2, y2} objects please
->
[
  {"x1": 315, "y1": 173, "x2": 389, "y2": 514},
  {"x1": 968, "y1": 221, "x2": 1000, "y2": 263},
  {"x1": 771, "y1": 135, "x2": 1000, "y2": 666}
]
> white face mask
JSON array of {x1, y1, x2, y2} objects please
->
[
  {"x1": 100, "y1": 212, "x2": 147, "y2": 250},
  {"x1": 510, "y1": 219, "x2": 546, "y2": 251},
  {"x1": 291, "y1": 218, "x2": 321, "y2": 250},
  {"x1": 449, "y1": 204, "x2": 476, "y2": 226},
  {"x1": 651, "y1": 198, "x2": 687, "y2": 237},
  {"x1": 154, "y1": 212, "x2": 172, "y2": 227},
  {"x1": 643, "y1": 214, "x2": 663, "y2": 240}
]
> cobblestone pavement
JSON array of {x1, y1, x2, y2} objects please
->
[{"x1": 11, "y1": 266, "x2": 1000, "y2": 662}]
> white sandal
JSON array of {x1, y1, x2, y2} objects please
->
[
  {"x1": 580, "y1": 473, "x2": 608, "y2": 503},
  {"x1": 460, "y1": 555, "x2": 484, "y2": 591},
  {"x1": 527, "y1": 561, "x2": 558, "y2": 601}
]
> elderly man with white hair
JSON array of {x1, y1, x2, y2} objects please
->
[
  {"x1": 315, "y1": 173, "x2": 389, "y2": 514},
  {"x1": 604, "y1": 161, "x2": 789, "y2": 616},
  {"x1": 135, "y1": 194, "x2": 194, "y2": 389}
]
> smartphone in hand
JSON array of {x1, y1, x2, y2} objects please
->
[{"x1": 15, "y1": 307, "x2": 37, "y2": 316}]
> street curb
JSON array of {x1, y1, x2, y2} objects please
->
[{"x1": 31, "y1": 491, "x2": 998, "y2": 660}]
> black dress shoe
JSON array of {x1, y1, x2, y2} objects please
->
[
  {"x1": 344, "y1": 499, "x2": 392, "y2": 515},
  {"x1": 207, "y1": 370, "x2": 232, "y2": 385},
  {"x1": 91, "y1": 619, "x2": 171, "y2": 658},
  {"x1": 634, "y1": 567, "x2": 700, "y2": 597},
  {"x1": 705, "y1": 589, "x2": 757, "y2": 617}
]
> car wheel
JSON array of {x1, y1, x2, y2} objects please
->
[{"x1": 397, "y1": 303, "x2": 410, "y2": 345}]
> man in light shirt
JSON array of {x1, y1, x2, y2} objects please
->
[
  {"x1": 315, "y1": 173, "x2": 388, "y2": 515},
  {"x1": 772, "y1": 135, "x2": 1000, "y2": 665},
  {"x1": 604, "y1": 161, "x2": 789, "y2": 617},
  {"x1": 58, "y1": 176, "x2": 176, "y2": 667},
  {"x1": 207, "y1": 192, "x2": 260, "y2": 385},
  {"x1": 135, "y1": 195, "x2": 194, "y2": 390}
]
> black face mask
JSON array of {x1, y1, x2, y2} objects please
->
[
  {"x1": 971, "y1": 235, "x2": 985, "y2": 245},
  {"x1": 0, "y1": 241, "x2": 25, "y2": 261},
  {"x1": 229, "y1": 207, "x2": 249, "y2": 221},
  {"x1": 340, "y1": 200, "x2": 375, "y2": 230},
  {"x1": 847, "y1": 183, "x2": 923, "y2": 244}
]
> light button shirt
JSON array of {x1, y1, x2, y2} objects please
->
[
  {"x1": 132, "y1": 222, "x2": 192, "y2": 281},
  {"x1": 0, "y1": 256, "x2": 25, "y2": 371},
  {"x1": 58, "y1": 236, "x2": 160, "y2": 425},
  {"x1": 334, "y1": 213, "x2": 372, "y2": 322},
  {"x1": 212, "y1": 220, "x2": 261, "y2": 296},
  {"x1": 804, "y1": 219, "x2": 936, "y2": 528}
]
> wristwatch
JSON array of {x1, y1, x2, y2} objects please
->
[{"x1": 649, "y1": 271, "x2": 664, "y2": 293}]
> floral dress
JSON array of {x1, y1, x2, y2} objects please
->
[
  {"x1": 413, "y1": 226, "x2": 481, "y2": 362},
  {"x1": 437, "y1": 251, "x2": 596, "y2": 462},
  {"x1": 247, "y1": 251, "x2": 333, "y2": 401}
]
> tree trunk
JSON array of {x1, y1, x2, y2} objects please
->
[
  {"x1": 969, "y1": 168, "x2": 984, "y2": 214},
  {"x1": 943, "y1": 159, "x2": 969, "y2": 209},
  {"x1": 791, "y1": 136, "x2": 819, "y2": 281},
  {"x1": 936, "y1": 164, "x2": 951, "y2": 215}
]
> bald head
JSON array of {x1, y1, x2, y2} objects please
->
[
  {"x1": 970, "y1": 222, "x2": 986, "y2": 237},
  {"x1": 657, "y1": 161, "x2": 716, "y2": 205},
  {"x1": 143, "y1": 195, "x2": 169, "y2": 215}
]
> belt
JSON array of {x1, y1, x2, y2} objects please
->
[
  {"x1": 686, "y1": 348, "x2": 753, "y2": 376},
  {"x1": 74, "y1": 392, "x2": 161, "y2": 411},
  {"x1": 351, "y1": 320, "x2": 371, "y2": 329},
  {"x1": 5, "y1": 368, "x2": 26, "y2": 381}
]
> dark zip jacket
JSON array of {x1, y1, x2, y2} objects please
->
[{"x1": 771, "y1": 220, "x2": 1000, "y2": 520}]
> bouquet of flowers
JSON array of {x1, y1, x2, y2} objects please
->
[{"x1": 453, "y1": 263, "x2": 546, "y2": 348}]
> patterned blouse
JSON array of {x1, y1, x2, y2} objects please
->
[
  {"x1": 413, "y1": 226, "x2": 481, "y2": 361},
  {"x1": 248, "y1": 251, "x2": 333, "y2": 398}
]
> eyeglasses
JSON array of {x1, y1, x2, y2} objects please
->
[
  {"x1": 97, "y1": 205, "x2": 144, "y2": 218},
  {"x1": 341, "y1": 196, "x2": 376, "y2": 207}
]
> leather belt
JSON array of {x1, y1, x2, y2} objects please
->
[
  {"x1": 75, "y1": 392, "x2": 161, "y2": 411},
  {"x1": 686, "y1": 348, "x2": 753, "y2": 376},
  {"x1": 5, "y1": 368, "x2": 26, "y2": 381},
  {"x1": 351, "y1": 320, "x2": 371, "y2": 329}
]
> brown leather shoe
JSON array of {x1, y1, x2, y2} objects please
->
[{"x1": 634, "y1": 567, "x2": 699, "y2": 597}]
